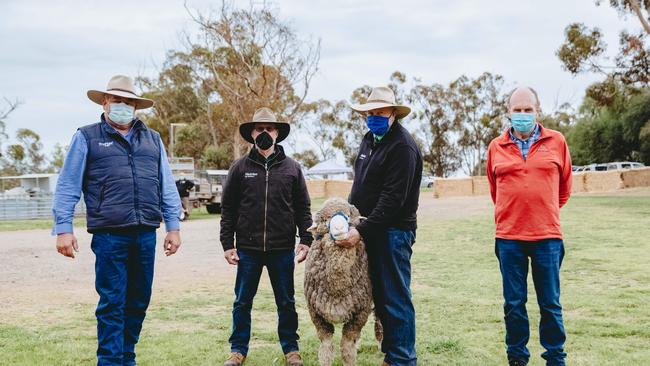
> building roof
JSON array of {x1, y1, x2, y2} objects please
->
[{"x1": 306, "y1": 160, "x2": 352, "y2": 175}]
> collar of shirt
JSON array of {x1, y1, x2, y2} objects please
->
[
  {"x1": 265, "y1": 150, "x2": 278, "y2": 164},
  {"x1": 509, "y1": 123, "x2": 540, "y2": 144}
]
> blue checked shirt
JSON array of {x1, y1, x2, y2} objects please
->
[{"x1": 509, "y1": 124, "x2": 540, "y2": 161}]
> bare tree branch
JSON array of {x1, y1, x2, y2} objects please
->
[{"x1": 629, "y1": 0, "x2": 650, "y2": 36}]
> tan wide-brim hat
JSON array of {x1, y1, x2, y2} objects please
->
[
  {"x1": 351, "y1": 86, "x2": 411, "y2": 119},
  {"x1": 239, "y1": 107, "x2": 291, "y2": 144},
  {"x1": 87, "y1": 74, "x2": 154, "y2": 110}
]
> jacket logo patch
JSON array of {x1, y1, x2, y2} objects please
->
[
  {"x1": 244, "y1": 172, "x2": 258, "y2": 178},
  {"x1": 98, "y1": 141, "x2": 114, "y2": 147},
  {"x1": 359, "y1": 154, "x2": 367, "y2": 160},
  {"x1": 537, "y1": 144, "x2": 549, "y2": 152}
]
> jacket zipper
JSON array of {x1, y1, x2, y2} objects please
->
[
  {"x1": 263, "y1": 163, "x2": 269, "y2": 252},
  {"x1": 248, "y1": 156, "x2": 280, "y2": 252},
  {"x1": 113, "y1": 130, "x2": 140, "y2": 223}
]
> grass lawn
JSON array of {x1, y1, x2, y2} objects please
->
[{"x1": 1, "y1": 194, "x2": 650, "y2": 365}]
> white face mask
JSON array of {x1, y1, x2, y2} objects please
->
[
  {"x1": 329, "y1": 212, "x2": 350, "y2": 241},
  {"x1": 108, "y1": 102, "x2": 135, "y2": 125}
]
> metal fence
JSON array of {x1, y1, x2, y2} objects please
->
[{"x1": 0, "y1": 193, "x2": 86, "y2": 221}]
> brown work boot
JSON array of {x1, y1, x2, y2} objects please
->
[
  {"x1": 285, "y1": 351, "x2": 303, "y2": 366},
  {"x1": 224, "y1": 352, "x2": 246, "y2": 366},
  {"x1": 380, "y1": 361, "x2": 390, "y2": 366}
]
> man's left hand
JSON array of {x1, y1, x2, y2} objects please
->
[
  {"x1": 295, "y1": 243, "x2": 310, "y2": 263},
  {"x1": 164, "y1": 231, "x2": 181, "y2": 256},
  {"x1": 336, "y1": 228, "x2": 361, "y2": 248}
]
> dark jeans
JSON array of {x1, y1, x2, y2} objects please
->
[
  {"x1": 366, "y1": 228, "x2": 417, "y2": 366},
  {"x1": 229, "y1": 249, "x2": 299, "y2": 356},
  {"x1": 91, "y1": 228, "x2": 156, "y2": 366},
  {"x1": 495, "y1": 238, "x2": 567, "y2": 366}
]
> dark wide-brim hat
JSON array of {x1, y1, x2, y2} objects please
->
[{"x1": 239, "y1": 107, "x2": 290, "y2": 144}]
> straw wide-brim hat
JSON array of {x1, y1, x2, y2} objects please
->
[
  {"x1": 351, "y1": 86, "x2": 411, "y2": 119},
  {"x1": 239, "y1": 107, "x2": 291, "y2": 144},
  {"x1": 87, "y1": 74, "x2": 154, "y2": 110}
]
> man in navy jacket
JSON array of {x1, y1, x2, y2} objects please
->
[{"x1": 336, "y1": 86, "x2": 422, "y2": 366}]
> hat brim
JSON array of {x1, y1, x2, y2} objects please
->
[
  {"x1": 239, "y1": 122, "x2": 290, "y2": 144},
  {"x1": 87, "y1": 90, "x2": 154, "y2": 110},
  {"x1": 351, "y1": 102, "x2": 411, "y2": 119}
]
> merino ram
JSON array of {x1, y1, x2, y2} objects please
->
[{"x1": 304, "y1": 197, "x2": 382, "y2": 366}]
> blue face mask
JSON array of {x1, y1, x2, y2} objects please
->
[
  {"x1": 366, "y1": 115, "x2": 390, "y2": 136},
  {"x1": 511, "y1": 112, "x2": 536, "y2": 133},
  {"x1": 108, "y1": 102, "x2": 135, "y2": 125}
]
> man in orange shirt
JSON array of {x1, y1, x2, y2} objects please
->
[{"x1": 486, "y1": 87, "x2": 572, "y2": 366}]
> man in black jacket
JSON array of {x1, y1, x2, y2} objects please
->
[
  {"x1": 175, "y1": 177, "x2": 194, "y2": 218},
  {"x1": 220, "y1": 107, "x2": 312, "y2": 366},
  {"x1": 336, "y1": 86, "x2": 422, "y2": 366}
]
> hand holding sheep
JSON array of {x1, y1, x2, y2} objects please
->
[{"x1": 335, "y1": 228, "x2": 361, "y2": 248}]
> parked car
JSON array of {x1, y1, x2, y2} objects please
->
[
  {"x1": 572, "y1": 165, "x2": 583, "y2": 172},
  {"x1": 604, "y1": 161, "x2": 645, "y2": 170},
  {"x1": 578, "y1": 161, "x2": 645, "y2": 172},
  {"x1": 581, "y1": 163, "x2": 608, "y2": 172}
]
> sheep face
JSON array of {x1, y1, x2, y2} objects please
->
[{"x1": 309, "y1": 198, "x2": 362, "y2": 243}]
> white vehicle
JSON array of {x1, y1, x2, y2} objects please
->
[
  {"x1": 604, "y1": 161, "x2": 645, "y2": 170},
  {"x1": 578, "y1": 161, "x2": 644, "y2": 172},
  {"x1": 169, "y1": 157, "x2": 229, "y2": 214},
  {"x1": 200, "y1": 170, "x2": 230, "y2": 214}
]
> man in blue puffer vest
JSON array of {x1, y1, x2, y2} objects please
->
[{"x1": 52, "y1": 74, "x2": 182, "y2": 366}]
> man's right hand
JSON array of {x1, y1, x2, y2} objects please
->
[
  {"x1": 56, "y1": 233, "x2": 79, "y2": 259},
  {"x1": 224, "y1": 248, "x2": 239, "y2": 265}
]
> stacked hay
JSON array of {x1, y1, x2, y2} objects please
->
[
  {"x1": 325, "y1": 180, "x2": 353, "y2": 198},
  {"x1": 583, "y1": 171, "x2": 624, "y2": 192},
  {"x1": 572, "y1": 173, "x2": 587, "y2": 193},
  {"x1": 433, "y1": 178, "x2": 473, "y2": 198},
  {"x1": 306, "y1": 180, "x2": 327, "y2": 199},
  {"x1": 621, "y1": 167, "x2": 650, "y2": 188},
  {"x1": 471, "y1": 176, "x2": 490, "y2": 196}
]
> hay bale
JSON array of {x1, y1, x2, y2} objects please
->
[
  {"x1": 621, "y1": 167, "x2": 650, "y2": 188},
  {"x1": 433, "y1": 178, "x2": 473, "y2": 198},
  {"x1": 324, "y1": 180, "x2": 353, "y2": 198},
  {"x1": 571, "y1": 173, "x2": 587, "y2": 193},
  {"x1": 583, "y1": 171, "x2": 623, "y2": 192},
  {"x1": 306, "y1": 180, "x2": 327, "y2": 199},
  {"x1": 471, "y1": 176, "x2": 490, "y2": 196}
]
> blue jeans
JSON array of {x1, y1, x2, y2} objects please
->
[
  {"x1": 229, "y1": 249, "x2": 299, "y2": 356},
  {"x1": 366, "y1": 228, "x2": 417, "y2": 366},
  {"x1": 495, "y1": 238, "x2": 567, "y2": 366},
  {"x1": 91, "y1": 228, "x2": 157, "y2": 366}
]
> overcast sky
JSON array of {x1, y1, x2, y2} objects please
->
[{"x1": 0, "y1": 0, "x2": 643, "y2": 155}]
